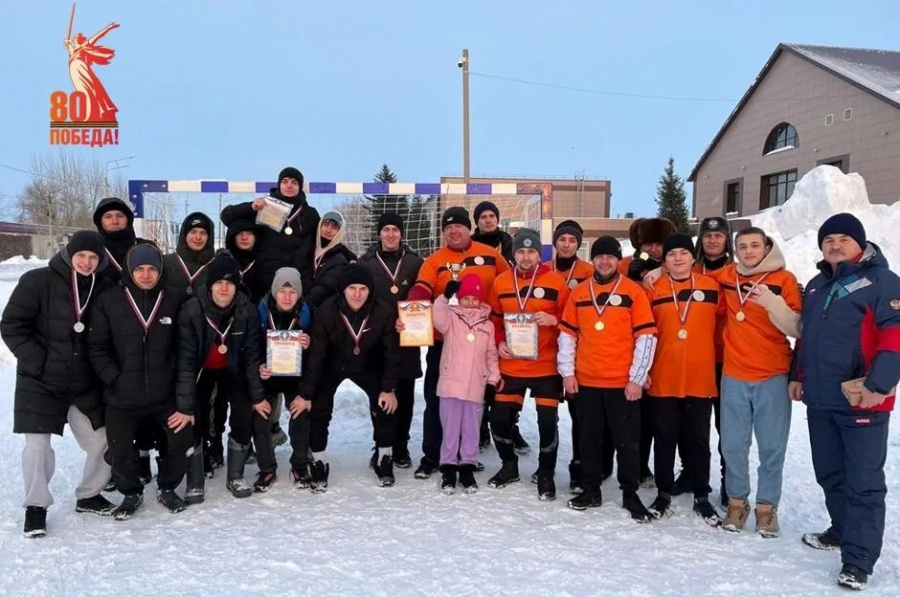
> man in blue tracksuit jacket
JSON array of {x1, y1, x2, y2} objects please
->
[{"x1": 790, "y1": 213, "x2": 900, "y2": 591}]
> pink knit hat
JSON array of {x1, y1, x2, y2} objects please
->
[{"x1": 457, "y1": 274, "x2": 483, "y2": 301}]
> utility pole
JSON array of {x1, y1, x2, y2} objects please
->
[{"x1": 460, "y1": 48, "x2": 470, "y2": 183}]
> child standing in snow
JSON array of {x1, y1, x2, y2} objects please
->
[{"x1": 433, "y1": 274, "x2": 500, "y2": 494}]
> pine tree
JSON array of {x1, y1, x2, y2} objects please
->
[
  {"x1": 364, "y1": 164, "x2": 408, "y2": 242},
  {"x1": 655, "y1": 156, "x2": 691, "y2": 233}
]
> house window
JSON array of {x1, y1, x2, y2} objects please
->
[
  {"x1": 763, "y1": 122, "x2": 799, "y2": 155},
  {"x1": 724, "y1": 179, "x2": 743, "y2": 215},
  {"x1": 844, "y1": 108, "x2": 853, "y2": 121},
  {"x1": 817, "y1": 154, "x2": 850, "y2": 174},
  {"x1": 759, "y1": 170, "x2": 798, "y2": 209},
  {"x1": 825, "y1": 114, "x2": 834, "y2": 126}
]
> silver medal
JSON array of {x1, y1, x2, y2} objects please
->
[
  {"x1": 284, "y1": 227, "x2": 293, "y2": 235},
  {"x1": 73, "y1": 322, "x2": 85, "y2": 333}
]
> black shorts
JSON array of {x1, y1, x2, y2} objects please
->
[{"x1": 496, "y1": 374, "x2": 562, "y2": 407}]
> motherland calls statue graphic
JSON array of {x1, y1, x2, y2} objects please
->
[{"x1": 63, "y1": 4, "x2": 119, "y2": 123}]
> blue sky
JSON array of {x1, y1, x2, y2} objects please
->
[{"x1": 1, "y1": 0, "x2": 897, "y2": 226}]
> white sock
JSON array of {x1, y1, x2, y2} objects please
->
[
  {"x1": 312, "y1": 451, "x2": 326, "y2": 463},
  {"x1": 378, "y1": 447, "x2": 393, "y2": 459}
]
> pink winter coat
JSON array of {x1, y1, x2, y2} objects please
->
[{"x1": 433, "y1": 296, "x2": 500, "y2": 403}]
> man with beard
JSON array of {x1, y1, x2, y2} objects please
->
[
  {"x1": 220, "y1": 166, "x2": 321, "y2": 294},
  {"x1": 1, "y1": 231, "x2": 116, "y2": 537},
  {"x1": 163, "y1": 212, "x2": 215, "y2": 296}
]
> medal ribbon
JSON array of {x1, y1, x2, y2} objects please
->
[
  {"x1": 375, "y1": 250, "x2": 405, "y2": 286},
  {"x1": 553, "y1": 258, "x2": 578, "y2": 286},
  {"x1": 668, "y1": 274, "x2": 695, "y2": 326},
  {"x1": 588, "y1": 274, "x2": 623, "y2": 322},
  {"x1": 124, "y1": 288, "x2": 165, "y2": 333},
  {"x1": 513, "y1": 265, "x2": 540, "y2": 312},
  {"x1": 283, "y1": 206, "x2": 303, "y2": 232},
  {"x1": 104, "y1": 248, "x2": 123, "y2": 272},
  {"x1": 339, "y1": 313, "x2": 370, "y2": 353},
  {"x1": 735, "y1": 272, "x2": 771, "y2": 308},
  {"x1": 204, "y1": 315, "x2": 233, "y2": 347},
  {"x1": 176, "y1": 254, "x2": 211, "y2": 289},
  {"x1": 70, "y1": 270, "x2": 96, "y2": 325},
  {"x1": 268, "y1": 312, "x2": 297, "y2": 332},
  {"x1": 240, "y1": 260, "x2": 256, "y2": 279}
]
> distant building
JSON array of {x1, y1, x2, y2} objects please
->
[{"x1": 689, "y1": 44, "x2": 900, "y2": 219}]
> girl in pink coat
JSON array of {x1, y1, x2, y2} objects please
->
[{"x1": 433, "y1": 274, "x2": 500, "y2": 494}]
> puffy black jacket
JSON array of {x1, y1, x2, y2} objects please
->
[
  {"x1": 93, "y1": 197, "x2": 152, "y2": 285},
  {"x1": 298, "y1": 295, "x2": 401, "y2": 399},
  {"x1": 1, "y1": 251, "x2": 113, "y2": 434},
  {"x1": 358, "y1": 242, "x2": 424, "y2": 379},
  {"x1": 225, "y1": 218, "x2": 267, "y2": 305},
  {"x1": 176, "y1": 285, "x2": 266, "y2": 407},
  {"x1": 162, "y1": 212, "x2": 215, "y2": 294},
  {"x1": 306, "y1": 245, "x2": 350, "y2": 310},
  {"x1": 88, "y1": 250, "x2": 187, "y2": 412},
  {"x1": 220, "y1": 189, "x2": 320, "y2": 301}
]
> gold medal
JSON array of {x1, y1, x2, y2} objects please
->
[
  {"x1": 594, "y1": 321, "x2": 605, "y2": 331},
  {"x1": 466, "y1": 332, "x2": 476, "y2": 342},
  {"x1": 677, "y1": 328, "x2": 688, "y2": 340},
  {"x1": 390, "y1": 285, "x2": 399, "y2": 295},
  {"x1": 735, "y1": 311, "x2": 746, "y2": 322},
  {"x1": 218, "y1": 344, "x2": 228, "y2": 354}
]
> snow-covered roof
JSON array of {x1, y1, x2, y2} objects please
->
[{"x1": 689, "y1": 43, "x2": 900, "y2": 183}]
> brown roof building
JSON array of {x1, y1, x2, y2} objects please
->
[{"x1": 689, "y1": 44, "x2": 900, "y2": 219}]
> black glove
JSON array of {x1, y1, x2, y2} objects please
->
[
  {"x1": 626, "y1": 254, "x2": 648, "y2": 281},
  {"x1": 444, "y1": 280, "x2": 461, "y2": 299}
]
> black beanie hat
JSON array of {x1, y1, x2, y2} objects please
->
[
  {"x1": 818, "y1": 213, "x2": 866, "y2": 249},
  {"x1": 553, "y1": 219, "x2": 584, "y2": 245},
  {"x1": 662, "y1": 233, "x2": 696, "y2": 259},
  {"x1": 127, "y1": 243, "x2": 163, "y2": 271},
  {"x1": 441, "y1": 206, "x2": 471, "y2": 230},
  {"x1": 67, "y1": 230, "x2": 104, "y2": 258},
  {"x1": 377, "y1": 212, "x2": 404, "y2": 236},
  {"x1": 206, "y1": 254, "x2": 242, "y2": 287},
  {"x1": 338, "y1": 264, "x2": 374, "y2": 293},
  {"x1": 182, "y1": 212, "x2": 214, "y2": 238},
  {"x1": 473, "y1": 201, "x2": 500, "y2": 221},
  {"x1": 590, "y1": 236, "x2": 622, "y2": 260},
  {"x1": 278, "y1": 166, "x2": 304, "y2": 186}
]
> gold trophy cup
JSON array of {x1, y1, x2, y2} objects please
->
[{"x1": 446, "y1": 262, "x2": 467, "y2": 281}]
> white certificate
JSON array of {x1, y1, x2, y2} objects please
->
[
  {"x1": 256, "y1": 197, "x2": 292, "y2": 232},
  {"x1": 266, "y1": 331, "x2": 303, "y2": 376},
  {"x1": 504, "y1": 313, "x2": 539, "y2": 360},
  {"x1": 398, "y1": 301, "x2": 434, "y2": 347}
]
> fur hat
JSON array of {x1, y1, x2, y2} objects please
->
[{"x1": 635, "y1": 218, "x2": 676, "y2": 246}]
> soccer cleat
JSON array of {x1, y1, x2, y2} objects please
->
[
  {"x1": 75, "y1": 494, "x2": 117, "y2": 516},
  {"x1": 23, "y1": 506, "x2": 47, "y2": 538}
]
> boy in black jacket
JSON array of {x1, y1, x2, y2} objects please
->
[
  {"x1": 177, "y1": 254, "x2": 266, "y2": 500},
  {"x1": 297, "y1": 265, "x2": 402, "y2": 491},
  {"x1": 88, "y1": 243, "x2": 193, "y2": 519}
]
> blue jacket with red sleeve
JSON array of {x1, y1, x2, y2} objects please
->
[{"x1": 791, "y1": 242, "x2": 900, "y2": 412}]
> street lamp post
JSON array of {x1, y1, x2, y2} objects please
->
[
  {"x1": 105, "y1": 156, "x2": 137, "y2": 195},
  {"x1": 459, "y1": 49, "x2": 470, "y2": 183}
]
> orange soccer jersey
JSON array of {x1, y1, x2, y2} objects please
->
[
  {"x1": 489, "y1": 265, "x2": 569, "y2": 378},
  {"x1": 559, "y1": 274, "x2": 657, "y2": 388},
  {"x1": 647, "y1": 273, "x2": 722, "y2": 399},
  {"x1": 693, "y1": 261, "x2": 728, "y2": 364},
  {"x1": 705, "y1": 263, "x2": 802, "y2": 381},
  {"x1": 545, "y1": 257, "x2": 595, "y2": 291}
]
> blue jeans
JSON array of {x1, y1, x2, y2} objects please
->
[{"x1": 721, "y1": 374, "x2": 791, "y2": 507}]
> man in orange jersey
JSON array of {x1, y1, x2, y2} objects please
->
[
  {"x1": 545, "y1": 220, "x2": 596, "y2": 494},
  {"x1": 671, "y1": 215, "x2": 734, "y2": 504},
  {"x1": 644, "y1": 233, "x2": 723, "y2": 526},
  {"x1": 406, "y1": 206, "x2": 510, "y2": 479},
  {"x1": 487, "y1": 229, "x2": 569, "y2": 500},
  {"x1": 558, "y1": 236, "x2": 657, "y2": 522}
]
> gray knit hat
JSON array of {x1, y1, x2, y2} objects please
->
[
  {"x1": 271, "y1": 267, "x2": 303, "y2": 298},
  {"x1": 512, "y1": 228, "x2": 541, "y2": 253}
]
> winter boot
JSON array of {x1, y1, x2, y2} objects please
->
[
  {"x1": 156, "y1": 489, "x2": 187, "y2": 514},
  {"x1": 512, "y1": 424, "x2": 530, "y2": 455},
  {"x1": 623, "y1": 491, "x2": 652, "y2": 523},
  {"x1": 488, "y1": 461, "x2": 520, "y2": 489},
  {"x1": 670, "y1": 471, "x2": 691, "y2": 496},
  {"x1": 225, "y1": 439, "x2": 253, "y2": 499},
  {"x1": 393, "y1": 445, "x2": 412, "y2": 469},
  {"x1": 185, "y1": 446, "x2": 206, "y2": 505},
  {"x1": 291, "y1": 464, "x2": 313, "y2": 490},
  {"x1": 693, "y1": 497, "x2": 721, "y2": 527},
  {"x1": 253, "y1": 471, "x2": 277, "y2": 493},
  {"x1": 458, "y1": 464, "x2": 478, "y2": 494},
  {"x1": 837, "y1": 563, "x2": 868, "y2": 591},
  {"x1": 138, "y1": 453, "x2": 152, "y2": 486},
  {"x1": 568, "y1": 460, "x2": 584, "y2": 495},
  {"x1": 755, "y1": 503, "x2": 780, "y2": 538},
  {"x1": 414, "y1": 458, "x2": 438, "y2": 480},
  {"x1": 536, "y1": 468, "x2": 556, "y2": 501},
  {"x1": 23, "y1": 506, "x2": 47, "y2": 538},
  {"x1": 440, "y1": 464, "x2": 458, "y2": 494},
  {"x1": 567, "y1": 487, "x2": 602, "y2": 511},
  {"x1": 310, "y1": 460, "x2": 330, "y2": 494},
  {"x1": 802, "y1": 528, "x2": 841, "y2": 551},
  {"x1": 75, "y1": 494, "x2": 117, "y2": 516},
  {"x1": 375, "y1": 455, "x2": 395, "y2": 488},
  {"x1": 647, "y1": 493, "x2": 672, "y2": 520},
  {"x1": 722, "y1": 498, "x2": 750, "y2": 532},
  {"x1": 113, "y1": 493, "x2": 143, "y2": 521}
]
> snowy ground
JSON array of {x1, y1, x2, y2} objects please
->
[{"x1": 1, "y1": 167, "x2": 898, "y2": 596}]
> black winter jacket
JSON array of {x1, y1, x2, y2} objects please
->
[
  {"x1": 358, "y1": 243, "x2": 424, "y2": 379},
  {"x1": 220, "y1": 189, "x2": 320, "y2": 301},
  {"x1": 176, "y1": 285, "x2": 266, "y2": 407},
  {"x1": 225, "y1": 218, "x2": 267, "y2": 305},
  {"x1": 471, "y1": 229, "x2": 513, "y2": 265},
  {"x1": 1, "y1": 251, "x2": 113, "y2": 434},
  {"x1": 298, "y1": 295, "x2": 402, "y2": 398},
  {"x1": 88, "y1": 270, "x2": 187, "y2": 412},
  {"x1": 93, "y1": 197, "x2": 152, "y2": 285},
  {"x1": 163, "y1": 212, "x2": 215, "y2": 294},
  {"x1": 306, "y1": 245, "x2": 350, "y2": 310}
]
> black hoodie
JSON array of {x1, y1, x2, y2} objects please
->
[
  {"x1": 163, "y1": 212, "x2": 215, "y2": 294},
  {"x1": 93, "y1": 197, "x2": 152, "y2": 284},
  {"x1": 225, "y1": 218, "x2": 267, "y2": 304}
]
